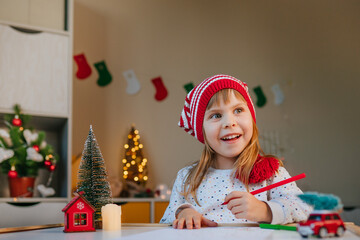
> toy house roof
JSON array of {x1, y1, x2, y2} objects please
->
[{"x1": 62, "y1": 192, "x2": 96, "y2": 212}]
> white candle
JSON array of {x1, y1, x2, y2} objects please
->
[{"x1": 102, "y1": 204, "x2": 122, "y2": 231}]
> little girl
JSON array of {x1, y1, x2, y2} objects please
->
[{"x1": 160, "y1": 74, "x2": 311, "y2": 229}]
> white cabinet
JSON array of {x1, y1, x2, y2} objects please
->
[
  {"x1": 0, "y1": 202, "x2": 66, "y2": 228},
  {"x1": 0, "y1": 0, "x2": 73, "y2": 205},
  {"x1": 0, "y1": 0, "x2": 73, "y2": 228},
  {"x1": 0, "y1": 24, "x2": 69, "y2": 117},
  {"x1": 0, "y1": 0, "x2": 65, "y2": 31}
]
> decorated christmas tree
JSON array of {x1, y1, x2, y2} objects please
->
[
  {"x1": 122, "y1": 125, "x2": 148, "y2": 186},
  {"x1": 76, "y1": 125, "x2": 112, "y2": 228},
  {"x1": 0, "y1": 104, "x2": 57, "y2": 178}
]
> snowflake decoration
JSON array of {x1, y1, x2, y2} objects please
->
[{"x1": 77, "y1": 202, "x2": 85, "y2": 210}]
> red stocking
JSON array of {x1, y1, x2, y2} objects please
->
[
  {"x1": 74, "y1": 53, "x2": 92, "y2": 79},
  {"x1": 151, "y1": 77, "x2": 168, "y2": 101}
]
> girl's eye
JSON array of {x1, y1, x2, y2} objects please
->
[
  {"x1": 210, "y1": 113, "x2": 222, "y2": 119},
  {"x1": 234, "y1": 108, "x2": 243, "y2": 114}
]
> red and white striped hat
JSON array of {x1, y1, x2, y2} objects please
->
[{"x1": 178, "y1": 74, "x2": 256, "y2": 144}]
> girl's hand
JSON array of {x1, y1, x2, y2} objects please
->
[
  {"x1": 172, "y1": 208, "x2": 218, "y2": 229},
  {"x1": 224, "y1": 191, "x2": 272, "y2": 223}
]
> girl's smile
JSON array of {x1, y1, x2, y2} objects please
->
[
  {"x1": 220, "y1": 133, "x2": 242, "y2": 142},
  {"x1": 203, "y1": 91, "x2": 253, "y2": 169}
]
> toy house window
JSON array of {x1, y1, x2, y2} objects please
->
[{"x1": 74, "y1": 213, "x2": 87, "y2": 226}]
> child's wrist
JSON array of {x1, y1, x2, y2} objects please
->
[
  {"x1": 260, "y1": 202, "x2": 273, "y2": 223},
  {"x1": 175, "y1": 206, "x2": 190, "y2": 218}
]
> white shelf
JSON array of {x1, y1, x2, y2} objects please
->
[
  {"x1": 0, "y1": 20, "x2": 70, "y2": 36},
  {"x1": 0, "y1": 197, "x2": 169, "y2": 204},
  {"x1": 0, "y1": 197, "x2": 69, "y2": 203},
  {"x1": 0, "y1": 107, "x2": 69, "y2": 119}
]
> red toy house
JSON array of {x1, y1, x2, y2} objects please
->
[{"x1": 62, "y1": 191, "x2": 96, "y2": 232}]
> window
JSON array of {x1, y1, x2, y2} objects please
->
[
  {"x1": 308, "y1": 215, "x2": 322, "y2": 221},
  {"x1": 74, "y1": 213, "x2": 87, "y2": 226},
  {"x1": 325, "y1": 215, "x2": 332, "y2": 220},
  {"x1": 333, "y1": 215, "x2": 340, "y2": 220}
]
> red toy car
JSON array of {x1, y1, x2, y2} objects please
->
[{"x1": 297, "y1": 211, "x2": 346, "y2": 238}]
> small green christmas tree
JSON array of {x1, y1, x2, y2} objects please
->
[
  {"x1": 122, "y1": 125, "x2": 148, "y2": 186},
  {"x1": 76, "y1": 125, "x2": 112, "y2": 228}
]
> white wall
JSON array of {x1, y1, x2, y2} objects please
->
[{"x1": 71, "y1": 0, "x2": 360, "y2": 206}]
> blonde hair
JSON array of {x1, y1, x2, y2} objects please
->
[{"x1": 182, "y1": 89, "x2": 282, "y2": 206}]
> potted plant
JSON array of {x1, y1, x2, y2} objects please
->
[{"x1": 0, "y1": 105, "x2": 58, "y2": 197}]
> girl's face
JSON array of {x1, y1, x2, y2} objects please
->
[{"x1": 203, "y1": 90, "x2": 253, "y2": 165}]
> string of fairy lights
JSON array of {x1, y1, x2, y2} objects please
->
[{"x1": 121, "y1": 127, "x2": 148, "y2": 184}]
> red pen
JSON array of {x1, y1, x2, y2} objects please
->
[{"x1": 221, "y1": 173, "x2": 306, "y2": 205}]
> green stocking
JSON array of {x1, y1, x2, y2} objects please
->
[
  {"x1": 94, "y1": 61, "x2": 112, "y2": 87},
  {"x1": 253, "y1": 86, "x2": 267, "y2": 107},
  {"x1": 184, "y1": 82, "x2": 194, "y2": 93}
]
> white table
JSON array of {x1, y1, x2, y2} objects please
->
[{"x1": 0, "y1": 224, "x2": 359, "y2": 240}]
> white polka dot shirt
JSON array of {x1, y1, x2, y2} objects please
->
[{"x1": 160, "y1": 166, "x2": 312, "y2": 225}]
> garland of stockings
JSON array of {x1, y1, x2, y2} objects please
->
[{"x1": 74, "y1": 53, "x2": 286, "y2": 106}]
